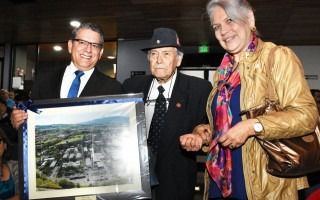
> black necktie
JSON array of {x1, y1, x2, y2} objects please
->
[
  {"x1": 148, "y1": 86, "x2": 167, "y2": 155},
  {"x1": 67, "y1": 70, "x2": 84, "y2": 98}
]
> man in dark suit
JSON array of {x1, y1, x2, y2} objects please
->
[
  {"x1": 11, "y1": 22, "x2": 123, "y2": 128},
  {"x1": 123, "y1": 28, "x2": 212, "y2": 200}
]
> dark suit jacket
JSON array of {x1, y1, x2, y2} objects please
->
[
  {"x1": 123, "y1": 72, "x2": 212, "y2": 200},
  {"x1": 30, "y1": 66, "x2": 123, "y2": 100}
]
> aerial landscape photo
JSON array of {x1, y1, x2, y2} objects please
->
[{"x1": 28, "y1": 103, "x2": 141, "y2": 195}]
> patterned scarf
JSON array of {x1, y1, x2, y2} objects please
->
[{"x1": 206, "y1": 34, "x2": 258, "y2": 197}]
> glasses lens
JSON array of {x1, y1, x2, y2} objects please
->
[
  {"x1": 74, "y1": 39, "x2": 102, "y2": 51},
  {"x1": 92, "y1": 43, "x2": 102, "y2": 50}
]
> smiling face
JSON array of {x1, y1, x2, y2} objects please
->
[
  {"x1": 148, "y1": 47, "x2": 183, "y2": 84},
  {"x1": 210, "y1": 6, "x2": 254, "y2": 58},
  {"x1": 68, "y1": 29, "x2": 104, "y2": 71}
]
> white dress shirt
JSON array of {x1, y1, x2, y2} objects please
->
[
  {"x1": 145, "y1": 70, "x2": 177, "y2": 135},
  {"x1": 60, "y1": 62, "x2": 94, "y2": 98}
]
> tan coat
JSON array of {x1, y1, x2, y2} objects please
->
[{"x1": 204, "y1": 39, "x2": 318, "y2": 200}]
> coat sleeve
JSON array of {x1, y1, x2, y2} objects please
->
[{"x1": 257, "y1": 46, "x2": 318, "y2": 139}]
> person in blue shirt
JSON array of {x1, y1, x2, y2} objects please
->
[{"x1": 0, "y1": 89, "x2": 15, "y2": 109}]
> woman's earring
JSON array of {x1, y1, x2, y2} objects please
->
[{"x1": 251, "y1": 26, "x2": 256, "y2": 32}]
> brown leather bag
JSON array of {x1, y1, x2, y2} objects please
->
[{"x1": 240, "y1": 47, "x2": 320, "y2": 177}]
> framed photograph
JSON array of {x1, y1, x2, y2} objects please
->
[{"x1": 19, "y1": 93, "x2": 151, "y2": 199}]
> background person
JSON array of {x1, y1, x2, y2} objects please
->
[
  {"x1": 0, "y1": 128, "x2": 19, "y2": 200},
  {"x1": 0, "y1": 98, "x2": 19, "y2": 197},
  {"x1": 310, "y1": 89, "x2": 320, "y2": 115},
  {"x1": 11, "y1": 22, "x2": 123, "y2": 129},
  {"x1": 0, "y1": 90, "x2": 15, "y2": 109},
  {"x1": 180, "y1": 0, "x2": 318, "y2": 199},
  {"x1": 8, "y1": 92, "x2": 15, "y2": 102},
  {"x1": 299, "y1": 89, "x2": 320, "y2": 200},
  {"x1": 123, "y1": 27, "x2": 212, "y2": 200}
]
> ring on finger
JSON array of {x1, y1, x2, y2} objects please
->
[{"x1": 230, "y1": 144, "x2": 234, "y2": 149}]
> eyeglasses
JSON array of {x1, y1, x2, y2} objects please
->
[{"x1": 73, "y1": 39, "x2": 103, "y2": 51}]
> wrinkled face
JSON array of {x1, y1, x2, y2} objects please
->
[
  {"x1": 149, "y1": 47, "x2": 183, "y2": 84},
  {"x1": 210, "y1": 6, "x2": 254, "y2": 56},
  {"x1": 68, "y1": 29, "x2": 104, "y2": 71}
]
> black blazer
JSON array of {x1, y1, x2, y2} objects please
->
[
  {"x1": 123, "y1": 72, "x2": 212, "y2": 200},
  {"x1": 30, "y1": 66, "x2": 123, "y2": 100}
]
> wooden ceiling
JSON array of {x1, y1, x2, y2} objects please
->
[{"x1": 1, "y1": 0, "x2": 320, "y2": 50}]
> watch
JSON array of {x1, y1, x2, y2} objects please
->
[{"x1": 253, "y1": 122, "x2": 263, "y2": 134}]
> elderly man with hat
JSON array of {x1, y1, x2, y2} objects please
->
[{"x1": 123, "y1": 28, "x2": 212, "y2": 200}]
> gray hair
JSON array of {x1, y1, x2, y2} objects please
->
[
  {"x1": 71, "y1": 22, "x2": 104, "y2": 44},
  {"x1": 147, "y1": 48, "x2": 184, "y2": 61},
  {"x1": 207, "y1": 0, "x2": 257, "y2": 32}
]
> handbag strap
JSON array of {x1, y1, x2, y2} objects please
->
[{"x1": 265, "y1": 46, "x2": 279, "y2": 101}]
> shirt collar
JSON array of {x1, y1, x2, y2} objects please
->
[
  {"x1": 151, "y1": 69, "x2": 177, "y2": 100},
  {"x1": 66, "y1": 62, "x2": 95, "y2": 76},
  {"x1": 153, "y1": 69, "x2": 177, "y2": 92}
]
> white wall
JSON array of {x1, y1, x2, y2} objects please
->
[
  {"x1": 289, "y1": 46, "x2": 320, "y2": 90},
  {"x1": 116, "y1": 40, "x2": 320, "y2": 90},
  {"x1": 117, "y1": 39, "x2": 150, "y2": 83}
]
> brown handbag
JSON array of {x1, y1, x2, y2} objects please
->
[{"x1": 240, "y1": 47, "x2": 320, "y2": 177}]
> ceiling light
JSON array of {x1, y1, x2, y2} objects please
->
[
  {"x1": 53, "y1": 45, "x2": 62, "y2": 51},
  {"x1": 70, "y1": 21, "x2": 81, "y2": 27},
  {"x1": 107, "y1": 56, "x2": 116, "y2": 59}
]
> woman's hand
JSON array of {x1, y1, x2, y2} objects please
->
[
  {"x1": 180, "y1": 124, "x2": 211, "y2": 151},
  {"x1": 218, "y1": 119, "x2": 256, "y2": 149},
  {"x1": 10, "y1": 106, "x2": 28, "y2": 130}
]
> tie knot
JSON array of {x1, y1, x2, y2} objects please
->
[
  {"x1": 75, "y1": 70, "x2": 84, "y2": 77},
  {"x1": 158, "y1": 86, "x2": 165, "y2": 94}
]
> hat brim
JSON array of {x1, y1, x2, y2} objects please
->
[{"x1": 141, "y1": 44, "x2": 183, "y2": 53}]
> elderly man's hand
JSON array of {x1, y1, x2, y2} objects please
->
[
  {"x1": 180, "y1": 133, "x2": 203, "y2": 151},
  {"x1": 180, "y1": 124, "x2": 211, "y2": 151},
  {"x1": 10, "y1": 106, "x2": 28, "y2": 130}
]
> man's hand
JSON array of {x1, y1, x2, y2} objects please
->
[
  {"x1": 10, "y1": 106, "x2": 28, "y2": 130},
  {"x1": 180, "y1": 124, "x2": 211, "y2": 151}
]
